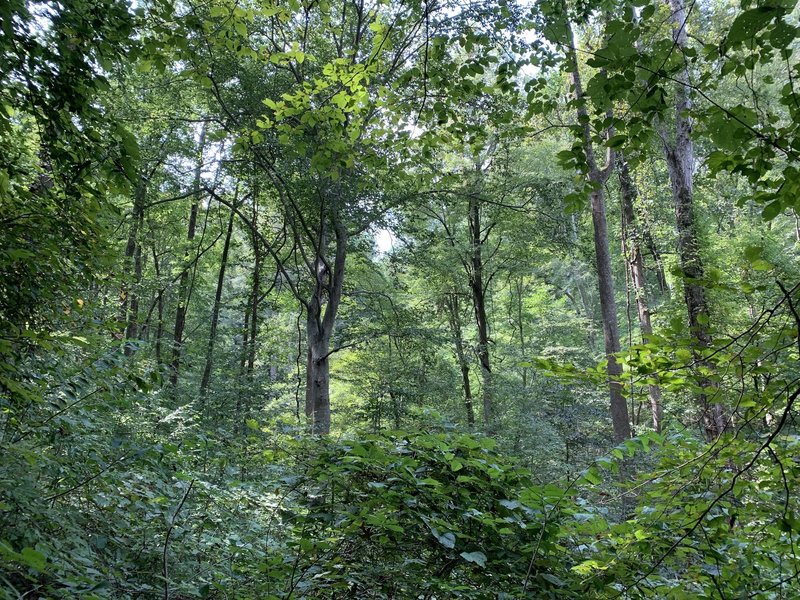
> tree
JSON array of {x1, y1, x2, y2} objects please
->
[
  {"x1": 561, "y1": 12, "x2": 631, "y2": 442},
  {"x1": 659, "y1": 0, "x2": 726, "y2": 439},
  {"x1": 617, "y1": 152, "x2": 663, "y2": 431}
]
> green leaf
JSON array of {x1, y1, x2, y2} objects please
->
[
  {"x1": 762, "y1": 201, "x2": 782, "y2": 221},
  {"x1": 751, "y1": 259, "x2": 773, "y2": 271},
  {"x1": 744, "y1": 245, "x2": 763, "y2": 261},
  {"x1": 541, "y1": 573, "x2": 565, "y2": 586},
  {"x1": 460, "y1": 550, "x2": 487, "y2": 567},
  {"x1": 606, "y1": 134, "x2": 627, "y2": 149},
  {"x1": 433, "y1": 530, "x2": 456, "y2": 549},
  {"x1": 20, "y1": 547, "x2": 47, "y2": 571},
  {"x1": 727, "y1": 7, "x2": 780, "y2": 45},
  {"x1": 583, "y1": 466, "x2": 601, "y2": 485}
]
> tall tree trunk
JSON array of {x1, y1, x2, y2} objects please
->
[
  {"x1": 246, "y1": 247, "x2": 261, "y2": 378},
  {"x1": 153, "y1": 246, "x2": 165, "y2": 368},
  {"x1": 662, "y1": 0, "x2": 726, "y2": 439},
  {"x1": 305, "y1": 325, "x2": 331, "y2": 434},
  {"x1": 200, "y1": 205, "x2": 236, "y2": 396},
  {"x1": 566, "y1": 20, "x2": 631, "y2": 443},
  {"x1": 240, "y1": 304, "x2": 251, "y2": 376},
  {"x1": 246, "y1": 195, "x2": 261, "y2": 379},
  {"x1": 573, "y1": 270, "x2": 598, "y2": 351},
  {"x1": 468, "y1": 193, "x2": 493, "y2": 433},
  {"x1": 122, "y1": 179, "x2": 146, "y2": 355},
  {"x1": 445, "y1": 293, "x2": 475, "y2": 427},
  {"x1": 617, "y1": 152, "x2": 663, "y2": 432},
  {"x1": 304, "y1": 219, "x2": 347, "y2": 434},
  {"x1": 514, "y1": 276, "x2": 528, "y2": 388},
  {"x1": 169, "y1": 125, "x2": 206, "y2": 387},
  {"x1": 642, "y1": 227, "x2": 668, "y2": 294}
]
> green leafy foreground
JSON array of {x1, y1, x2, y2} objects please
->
[{"x1": 2, "y1": 392, "x2": 799, "y2": 598}]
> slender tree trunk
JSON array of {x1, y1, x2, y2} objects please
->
[
  {"x1": 566, "y1": 21, "x2": 631, "y2": 442},
  {"x1": 573, "y1": 273, "x2": 598, "y2": 351},
  {"x1": 514, "y1": 276, "x2": 528, "y2": 388},
  {"x1": 467, "y1": 193, "x2": 493, "y2": 433},
  {"x1": 246, "y1": 213, "x2": 261, "y2": 379},
  {"x1": 445, "y1": 293, "x2": 475, "y2": 427},
  {"x1": 662, "y1": 0, "x2": 726, "y2": 439},
  {"x1": 153, "y1": 246, "x2": 165, "y2": 368},
  {"x1": 240, "y1": 304, "x2": 251, "y2": 376},
  {"x1": 617, "y1": 152, "x2": 663, "y2": 432},
  {"x1": 169, "y1": 126, "x2": 206, "y2": 387},
  {"x1": 246, "y1": 250, "x2": 261, "y2": 378},
  {"x1": 304, "y1": 220, "x2": 347, "y2": 434},
  {"x1": 122, "y1": 179, "x2": 146, "y2": 354},
  {"x1": 200, "y1": 206, "x2": 235, "y2": 396},
  {"x1": 643, "y1": 227, "x2": 668, "y2": 294}
]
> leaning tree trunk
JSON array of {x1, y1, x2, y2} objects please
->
[
  {"x1": 304, "y1": 220, "x2": 347, "y2": 434},
  {"x1": 445, "y1": 293, "x2": 476, "y2": 427},
  {"x1": 169, "y1": 125, "x2": 206, "y2": 387},
  {"x1": 617, "y1": 152, "x2": 663, "y2": 432},
  {"x1": 662, "y1": 0, "x2": 726, "y2": 439},
  {"x1": 200, "y1": 205, "x2": 235, "y2": 397},
  {"x1": 566, "y1": 20, "x2": 631, "y2": 443}
]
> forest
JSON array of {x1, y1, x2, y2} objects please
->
[{"x1": 2, "y1": 0, "x2": 800, "y2": 597}]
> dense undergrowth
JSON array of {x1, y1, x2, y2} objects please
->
[{"x1": 2, "y1": 373, "x2": 799, "y2": 598}]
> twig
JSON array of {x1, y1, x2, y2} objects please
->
[
  {"x1": 163, "y1": 479, "x2": 195, "y2": 600},
  {"x1": 46, "y1": 453, "x2": 130, "y2": 503}
]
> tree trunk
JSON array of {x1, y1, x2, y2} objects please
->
[
  {"x1": 246, "y1": 227, "x2": 261, "y2": 378},
  {"x1": 122, "y1": 179, "x2": 146, "y2": 355},
  {"x1": 200, "y1": 205, "x2": 235, "y2": 396},
  {"x1": 617, "y1": 152, "x2": 663, "y2": 432},
  {"x1": 468, "y1": 193, "x2": 493, "y2": 433},
  {"x1": 305, "y1": 324, "x2": 332, "y2": 435},
  {"x1": 153, "y1": 246, "x2": 165, "y2": 368},
  {"x1": 642, "y1": 227, "x2": 668, "y2": 294},
  {"x1": 247, "y1": 261, "x2": 260, "y2": 377},
  {"x1": 169, "y1": 126, "x2": 206, "y2": 387},
  {"x1": 662, "y1": 0, "x2": 726, "y2": 439},
  {"x1": 511, "y1": 276, "x2": 528, "y2": 388},
  {"x1": 445, "y1": 293, "x2": 475, "y2": 427},
  {"x1": 304, "y1": 219, "x2": 347, "y2": 434},
  {"x1": 574, "y1": 272, "x2": 598, "y2": 351},
  {"x1": 566, "y1": 20, "x2": 631, "y2": 443},
  {"x1": 240, "y1": 303, "x2": 251, "y2": 377}
]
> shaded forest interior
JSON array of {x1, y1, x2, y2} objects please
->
[{"x1": 2, "y1": 0, "x2": 800, "y2": 597}]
